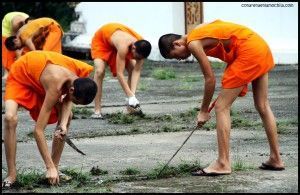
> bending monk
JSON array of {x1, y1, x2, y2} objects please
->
[
  {"x1": 158, "y1": 19, "x2": 284, "y2": 176},
  {"x1": 2, "y1": 51, "x2": 97, "y2": 187},
  {"x1": 4, "y1": 17, "x2": 63, "y2": 54},
  {"x1": 90, "y1": 23, "x2": 151, "y2": 119},
  {"x1": 2, "y1": 11, "x2": 29, "y2": 79}
]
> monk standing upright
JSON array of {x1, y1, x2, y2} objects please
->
[
  {"x1": 5, "y1": 17, "x2": 63, "y2": 53},
  {"x1": 2, "y1": 51, "x2": 97, "y2": 188},
  {"x1": 90, "y1": 23, "x2": 152, "y2": 118},
  {"x1": 2, "y1": 11, "x2": 29, "y2": 79},
  {"x1": 158, "y1": 19, "x2": 284, "y2": 176}
]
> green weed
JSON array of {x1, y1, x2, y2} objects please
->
[
  {"x1": 277, "y1": 118, "x2": 298, "y2": 134},
  {"x1": 130, "y1": 128, "x2": 141, "y2": 134},
  {"x1": 72, "y1": 107, "x2": 93, "y2": 116},
  {"x1": 231, "y1": 117, "x2": 254, "y2": 128},
  {"x1": 90, "y1": 166, "x2": 108, "y2": 175},
  {"x1": 152, "y1": 68, "x2": 176, "y2": 80},
  {"x1": 27, "y1": 132, "x2": 34, "y2": 138},
  {"x1": 60, "y1": 167, "x2": 91, "y2": 186},
  {"x1": 119, "y1": 168, "x2": 141, "y2": 175},
  {"x1": 147, "y1": 160, "x2": 202, "y2": 179},
  {"x1": 177, "y1": 82, "x2": 194, "y2": 90},
  {"x1": 179, "y1": 108, "x2": 198, "y2": 121},
  {"x1": 107, "y1": 112, "x2": 135, "y2": 124},
  {"x1": 211, "y1": 61, "x2": 226, "y2": 69},
  {"x1": 181, "y1": 75, "x2": 201, "y2": 82},
  {"x1": 15, "y1": 169, "x2": 44, "y2": 189},
  {"x1": 138, "y1": 81, "x2": 150, "y2": 91},
  {"x1": 232, "y1": 158, "x2": 255, "y2": 171}
]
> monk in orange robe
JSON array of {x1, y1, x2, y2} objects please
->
[
  {"x1": 90, "y1": 23, "x2": 152, "y2": 119},
  {"x1": 2, "y1": 51, "x2": 97, "y2": 187},
  {"x1": 158, "y1": 19, "x2": 284, "y2": 176},
  {"x1": 2, "y1": 12, "x2": 29, "y2": 79},
  {"x1": 4, "y1": 17, "x2": 63, "y2": 54}
]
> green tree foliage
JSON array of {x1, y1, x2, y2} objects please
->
[{"x1": 1, "y1": 2, "x2": 79, "y2": 31}]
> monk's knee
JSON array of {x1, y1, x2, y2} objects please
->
[
  {"x1": 255, "y1": 101, "x2": 269, "y2": 116},
  {"x1": 95, "y1": 67, "x2": 105, "y2": 79},
  {"x1": 214, "y1": 101, "x2": 228, "y2": 114},
  {"x1": 5, "y1": 113, "x2": 18, "y2": 127},
  {"x1": 68, "y1": 112, "x2": 73, "y2": 125}
]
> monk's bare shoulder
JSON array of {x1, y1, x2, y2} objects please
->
[
  {"x1": 111, "y1": 30, "x2": 135, "y2": 52},
  {"x1": 40, "y1": 64, "x2": 73, "y2": 91}
]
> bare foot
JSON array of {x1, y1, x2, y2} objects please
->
[
  {"x1": 203, "y1": 160, "x2": 232, "y2": 174},
  {"x1": 262, "y1": 158, "x2": 285, "y2": 169}
]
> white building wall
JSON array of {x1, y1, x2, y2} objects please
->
[
  {"x1": 69, "y1": 2, "x2": 298, "y2": 64},
  {"x1": 72, "y1": 2, "x2": 185, "y2": 61},
  {"x1": 203, "y1": 2, "x2": 298, "y2": 64}
]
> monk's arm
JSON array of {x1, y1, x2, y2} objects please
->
[
  {"x1": 34, "y1": 88, "x2": 60, "y2": 169},
  {"x1": 188, "y1": 40, "x2": 215, "y2": 112},
  {"x1": 116, "y1": 50, "x2": 135, "y2": 97},
  {"x1": 24, "y1": 38, "x2": 36, "y2": 51},
  {"x1": 15, "y1": 49, "x2": 23, "y2": 60},
  {"x1": 130, "y1": 59, "x2": 143, "y2": 94},
  {"x1": 58, "y1": 98, "x2": 73, "y2": 133}
]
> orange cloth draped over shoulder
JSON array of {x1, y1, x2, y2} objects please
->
[
  {"x1": 91, "y1": 23, "x2": 143, "y2": 77},
  {"x1": 187, "y1": 19, "x2": 274, "y2": 97},
  {"x1": 4, "y1": 51, "x2": 93, "y2": 124},
  {"x1": 20, "y1": 17, "x2": 64, "y2": 53}
]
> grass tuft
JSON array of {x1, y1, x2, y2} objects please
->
[
  {"x1": 90, "y1": 166, "x2": 108, "y2": 175},
  {"x1": 120, "y1": 168, "x2": 141, "y2": 175},
  {"x1": 152, "y1": 68, "x2": 176, "y2": 80}
]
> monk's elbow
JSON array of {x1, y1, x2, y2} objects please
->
[
  {"x1": 33, "y1": 128, "x2": 42, "y2": 139},
  {"x1": 116, "y1": 72, "x2": 123, "y2": 78},
  {"x1": 205, "y1": 76, "x2": 216, "y2": 85}
]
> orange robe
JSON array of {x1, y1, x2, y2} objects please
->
[
  {"x1": 91, "y1": 23, "x2": 143, "y2": 77},
  {"x1": 2, "y1": 12, "x2": 29, "y2": 71},
  {"x1": 5, "y1": 51, "x2": 93, "y2": 124},
  {"x1": 2, "y1": 36, "x2": 16, "y2": 71},
  {"x1": 20, "y1": 17, "x2": 63, "y2": 53},
  {"x1": 187, "y1": 19, "x2": 274, "y2": 97}
]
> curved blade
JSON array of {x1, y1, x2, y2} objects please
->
[{"x1": 65, "y1": 136, "x2": 86, "y2": 155}]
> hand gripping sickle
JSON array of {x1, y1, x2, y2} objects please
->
[{"x1": 55, "y1": 126, "x2": 86, "y2": 156}]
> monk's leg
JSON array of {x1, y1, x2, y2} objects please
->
[
  {"x1": 51, "y1": 104, "x2": 72, "y2": 171},
  {"x1": 252, "y1": 73, "x2": 284, "y2": 168},
  {"x1": 93, "y1": 58, "x2": 106, "y2": 115},
  {"x1": 203, "y1": 86, "x2": 243, "y2": 174},
  {"x1": 3, "y1": 100, "x2": 19, "y2": 184}
]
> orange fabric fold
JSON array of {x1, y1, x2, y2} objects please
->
[
  {"x1": 187, "y1": 20, "x2": 274, "y2": 97},
  {"x1": 20, "y1": 17, "x2": 63, "y2": 53},
  {"x1": 2, "y1": 36, "x2": 16, "y2": 71},
  {"x1": 5, "y1": 51, "x2": 93, "y2": 124},
  {"x1": 91, "y1": 23, "x2": 142, "y2": 77}
]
